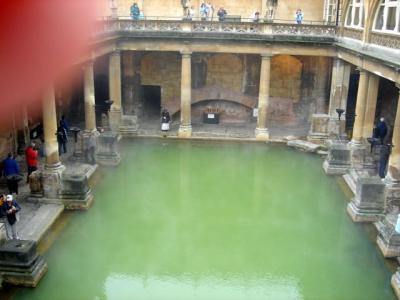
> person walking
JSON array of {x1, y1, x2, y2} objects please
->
[
  {"x1": 4, "y1": 194, "x2": 21, "y2": 240},
  {"x1": 295, "y1": 9, "x2": 304, "y2": 24},
  {"x1": 25, "y1": 141, "x2": 38, "y2": 183},
  {"x1": 3, "y1": 153, "x2": 21, "y2": 195},
  {"x1": 130, "y1": 2, "x2": 140, "y2": 20},
  {"x1": 217, "y1": 7, "x2": 227, "y2": 21},
  {"x1": 56, "y1": 122, "x2": 68, "y2": 154},
  {"x1": 374, "y1": 117, "x2": 388, "y2": 145}
]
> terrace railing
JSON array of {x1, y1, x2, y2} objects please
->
[{"x1": 99, "y1": 17, "x2": 337, "y2": 39}]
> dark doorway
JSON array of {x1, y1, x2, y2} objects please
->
[
  {"x1": 345, "y1": 72, "x2": 359, "y2": 137},
  {"x1": 142, "y1": 85, "x2": 161, "y2": 118}
]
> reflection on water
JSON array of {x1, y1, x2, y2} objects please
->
[
  {"x1": 104, "y1": 273, "x2": 302, "y2": 300},
  {"x1": 14, "y1": 140, "x2": 396, "y2": 300}
]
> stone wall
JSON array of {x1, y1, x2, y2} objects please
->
[{"x1": 121, "y1": 51, "x2": 331, "y2": 126}]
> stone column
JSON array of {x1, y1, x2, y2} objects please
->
[
  {"x1": 178, "y1": 51, "x2": 192, "y2": 138},
  {"x1": 255, "y1": 53, "x2": 272, "y2": 141},
  {"x1": 362, "y1": 74, "x2": 379, "y2": 139},
  {"x1": 351, "y1": 69, "x2": 370, "y2": 144},
  {"x1": 109, "y1": 50, "x2": 122, "y2": 131},
  {"x1": 84, "y1": 61, "x2": 97, "y2": 132},
  {"x1": 386, "y1": 85, "x2": 400, "y2": 183},
  {"x1": 42, "y1": 86, "x2": 62, "y2": 169}
]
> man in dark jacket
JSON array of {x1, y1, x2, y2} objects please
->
[
  {"x1": 374, "y1": 117, "x2": 388, "y2": 145},
  {"x1": 3, "y1": 153, "x2": 20, "y2": 194},
  {"x1": 217, "y1": 7, "x2": 227, "y2": 21}
]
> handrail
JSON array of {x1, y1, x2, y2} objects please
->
[{"x1": 98, "y1": 15, "x2": 336, "y2": 26}]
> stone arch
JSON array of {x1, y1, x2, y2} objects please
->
[{"x1": 206, "y1": 53, "x2": 243, "y2": 94}]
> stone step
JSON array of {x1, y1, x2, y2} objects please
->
[{"x1": 18, "y1": 204, "x2": 64, "y2": 243}]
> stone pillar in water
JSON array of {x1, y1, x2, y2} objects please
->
[
  {"x1": 178, "y1": 51, "x2": 192, "y2": 138},
  {"x1": 255, "y1": 53, "x2": 271, "y2": 141},
  {"x1": 347, "y1": 176, "x2": 385, "y2": 222},
  {"x1": 109, "y1": 50, "x2": 122, "y2": 132}
]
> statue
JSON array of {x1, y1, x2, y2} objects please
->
[{"x1": 265, "y1": 0, "x2": 278, "y2": 21}]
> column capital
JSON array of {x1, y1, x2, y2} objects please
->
[
  {"x1": 110, "y1": 49, "x2": 121, "y2": 57},
  {"x1": 180, "y1": 50, "x2": 192, "y2": 57},
  {"x1": 356, "y1": 67, "x2": 367, "y2": 74},
  {"x1": 260, "y1": 53, "x2": 273, "y2": 59}
]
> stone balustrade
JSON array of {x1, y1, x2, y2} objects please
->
[{"x1": 100, "y1": 19, "x2": 337, "y2": 40}]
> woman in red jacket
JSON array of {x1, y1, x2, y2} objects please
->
[{"x1": 25, "y1": 141, "x2": 38, "y2": 183}]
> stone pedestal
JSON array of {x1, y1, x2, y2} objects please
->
[
  {"x1": 322, "y1": 140, "x2": 351, "y2": 175},
  {"x1": 349, "y1": 142, "x2": 369, "y2": 169},
  {"x1": 376, "y1": 213, "x2": 400, "y2": 257},
  {"x1": 178, "y1": 124, "x2": 192, "y2": 138},
  {"x1": 385, "y1": 181, "x2": 400, "y2": 211},
  {"x1": 29, "y1": 171, "x2": 44, "y2": 198},
  {"x1": 60, "y1": 173, "x2": 93, "y2": 210},
  {"x1": 255, "y1": 127, "x2": 269, "y2": 141},
  {"x1": 327, "y1": 117, "x2": 346, "y2": 139},
  {"x1": 391, "y1": 268, "x2": 400, "y2": 299},
  {"x1": 72, "y1": 131, "x2": 86, "y2": 162},
  {"x1": 308, "y1": 113, "x2": 329, "y2": 142},
  {"x1": 347, "y1": 176, "x2": 386, "y2": 222},
  {"x1": 0, "y1": 240, "x2": 47, "y2": 287},
  {"x1": 96, "y1": 131, "x2": 121, "y2": 166},
  {"x1": 41, "y1": 164, "x2": 65, "y2": 199},
  {"x1": 120, "y1": 115, "x2": 138, "y2": 137}
]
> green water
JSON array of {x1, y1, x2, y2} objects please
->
[{"x1": 15, "y1": 140, "x2": 395, "y2": 300}]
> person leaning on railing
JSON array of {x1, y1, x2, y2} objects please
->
[
  {"x1": 130, "y1": 2, "x2": 140, "y2": 20},
  {"x1": 217, "y1": 7, "x2": 227, "y2": 21}
]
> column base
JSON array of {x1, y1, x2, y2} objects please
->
[
  {"x1": 178, "y1": 124, "x2": 192, "y2": 138},
  {"x1": 109, "y1": 108, "x2": 122, "y2": 132},
  {"x1": 375, "y1": 213, "x2": 400, "y2": 257},
  {"x1": 347, "y1": 201, "x2": 384, "y2": 222},
  {"x1": 255, "y1": 127, "x2": 269, "y2": 141},
  {"x1": 96, "y1": 131, "x2": 121, "y2": 167}
]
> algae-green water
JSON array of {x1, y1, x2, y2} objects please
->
[{"x1": 15, "y1": 140, "x2": 395, "y2": 300}]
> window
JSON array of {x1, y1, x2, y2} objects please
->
[
  {"x1": 345, "y1": 0, "x2": 365, "y2": 28},
  {"x1": 373, "y1": 0, "x2": 400, "y2": 33}
]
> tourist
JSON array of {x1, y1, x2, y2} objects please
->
[
  {"x1": 130, "y1": 3, "x2": 140, "y2": 20},
  {"x1": 85, "y1": 131, "x2": 97, "y2": 165},
  {"x1": 161, "y1": 109, "x2": 171, "y2": 137},
  {"x1": 217, "y1": 7, "x2": 227, "y2": 21},
  {"x1": 374, "y1": 117, "x2": 388, "y2": 145},
  {"x1": 200, "y1": 2, "x2": 207, "y2": 20},
  {"x1": 0, "y1": 194, "x2": 6, "y2": 224},
  {"x1": 251, "y1": 11, "x2": 260, "y2": 23},
  {"x1": 379, "y1": 143, "x2": 392, "y2": 179},
  {"x1": 4, "y1": 194, "x2": 21, "y2": 240},
  {"x1": 182, "y1": 0, "x2": 191, "y2": 18},
  {"x1": 3, "y1": 153, "x2": 21, "y2": 195},
  {"x1": 186, "y1": 6, "x2": 195, "y2": 20},
  {"x1": 25, "y1": 141, "x2": 38, "y2": 183},
  {"x1": 60, "y1": 115, "x2": 70, "y2": 133},
  {"x1": 56, "y1": 121, "x2": 68, "y2": 155},
  {"x1": 206, "y1": 1, "x2": 214, "y2": 20},
  {"x1": 295, "y1": 9, "x2": 304, "y2": 24}
]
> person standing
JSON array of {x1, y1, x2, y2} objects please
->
[
  {"x1": 3, "y1": 153, "x2": 20, "y2": 195},
  {"x1": 56, "y1": 122, "x2": 68, "y2": 154},
  {"x1": 374, "y1": 117, "x2": 388, "y2": 145},
  {"x1": 60, "y1": 115, "x2": 69, "y2": 133},
  {"x1": 161, "y1": 109, "x2": 171, "y2": 137},
  {"x1": 217, "y1": 7, "x2": 227, "y2": 21},
  {"x1": 251, "y1": 11, "x2": 260, "y2": 22},
  {"x1": 130, "y1": 2, "x2": 140, "y2": 20},
  {"x1": 200, "y1": 2, "x2": 207, "y2": 20},
  {"x1": 4, "y1": 195, "x2": 21, "y2": 240},
  {"x1": 206, "y1": 1, "x2": 214, "y2": 21},
  {"x1": 295, "y1": 9, "x2": 304, "y2": 24},
  {"x1": 85, "y1": 131, "x2": 98, "y2": 165},
  {"x1": 379, "y1": 143, "x2": 391, "y2": 179},
  {"x1": 25, "y1": 141, "x2": 38, "y2": 183}
]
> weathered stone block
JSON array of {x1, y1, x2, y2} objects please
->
[
  {"x1": 287, "y1": 140, "x2": 320, "y2": 153},
  {"x1": 0, "y1": 240, "x2": 47, "y2": 287},
  {"x1": 96, "y1": 131, "x2": 121, "y2": 166},
  {"x1": 120, "y1": 115, "x2": 139, "y2": 138},
  {"x1": 29, "y1": 171, "x2": 43, "y2": 197},
  {"x1": 308, "y1": 114, "x2": 329, "y2": 141},
  {"x1": 347, "y1": 176, "x2": 386, "y2": 222},
  {"x1": 391, "y1": 269, "x2": 400, "y2": 299},
  {"x1": 0, "y1": 223, "x2": 6, "y2": 243},
  {"x1": 60, "y1": 173, "x2": 93, "y2": 210},
  {"x1": 322, "y1": 140, "x2": 351, "y2": 175},
  {"x1": 376, "y1": 213, "x2": 400, "y2": 258}
]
